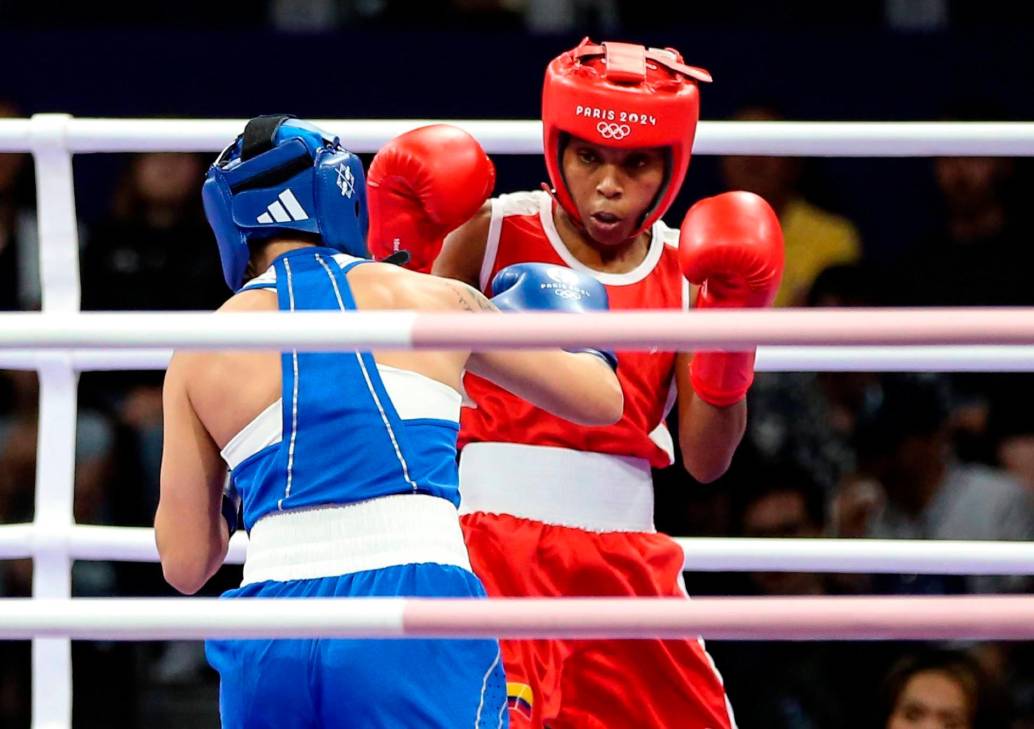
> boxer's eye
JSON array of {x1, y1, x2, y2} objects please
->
[
  {"x1": 624, "y1": 153, "x2": 649, "y2": 170},
  {"x1": 577, "y1": 148, "x2": 599, "y2": 165}
]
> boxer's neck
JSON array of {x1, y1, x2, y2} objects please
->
[
  {"x1": 554, "y1": 208, "x2": 651, "y2": 274},
  {"x1": 245, "y1": 239, "x2": 315, "y2": 281}
]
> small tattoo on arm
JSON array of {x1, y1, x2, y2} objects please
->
[
  {"x1": 447, "y1": 281, "x2": 497, "y2": 312},
  {"x1": 468, "y1": 288, "x2": 497, "y2": 312},
  {"x1": 456, "y1": 291, "x2": 474, "y2": 312}
]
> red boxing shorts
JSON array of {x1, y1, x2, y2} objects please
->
[{"x1": 462, "y1": 511, "x2": 735, "y2": 729}]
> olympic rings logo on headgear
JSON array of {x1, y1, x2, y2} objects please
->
[{"x1": 596, "y1": 121, "x2": 632, "y2": 140}]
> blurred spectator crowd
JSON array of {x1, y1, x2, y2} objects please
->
[
  {"x1": 655, "y1": 99, "x2": 1034, "y2": 727},
  {"x1": 0, "y1": 52, "x2": 1032, "y2": 728},
  {"x1": 4, "y1": 0, "x2": 1034, "y2": 33}
]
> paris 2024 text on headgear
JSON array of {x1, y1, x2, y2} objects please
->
[{"x1": 541, "y1": 38, "x2": 712, "y2": 238}]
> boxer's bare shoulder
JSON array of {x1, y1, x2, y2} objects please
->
[
  {"x1": 432, "y1": 200, "x2": 493, "y2": 286},
  {"x1": 347, "y1": 260, "x2": 497, "y2": 314}
]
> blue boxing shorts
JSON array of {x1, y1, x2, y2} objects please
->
[{"x1": 205, "y1": 562, "x2": 508, "y2": 729}]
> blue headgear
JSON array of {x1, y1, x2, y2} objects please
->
[{"x1": 202, "y1": 114, "x2": 369, "y2": 291}]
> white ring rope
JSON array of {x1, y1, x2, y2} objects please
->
[
  {"x1": 1, "y1": 596, "x2": 1032, "y2": 641},
  {"x1": 2, "y1": 117, "x2": 1034, "y2": 156},
  {"x1": 1, "y1": 309, "x2": 1034, "y2": 350},
  {"x1": 1, "y1": 525, "x2": 1031, "y2": 576},
  {"x1": 753, "y1": 345, "x2": 1034, "y2": 372}
]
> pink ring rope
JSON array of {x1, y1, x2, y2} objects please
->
[
  {"x1": 1, "y1": 596, "x2": 1031, "y2": 641},
  {"x1": 1, "y1": 308, "x2": 1034, "y2": 350},
  {"x1": 403, "y1": 595, "x2": 1034, "y2": 641},
  {"x1": 412, "y1": 308, "x2": 1034, "y2": 349}
]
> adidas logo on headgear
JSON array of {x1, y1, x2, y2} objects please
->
[{"x1": 256, "y1": 189, "x2": 309, "y2": 224}]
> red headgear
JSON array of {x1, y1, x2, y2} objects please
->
[{"x1": 542, "y1": 38, "x2": 712, "y2": 237}]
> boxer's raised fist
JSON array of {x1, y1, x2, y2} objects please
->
[
  {"x1": 680, "y1": 192, "x2": 783, "y2": 406},
  {"x1": 367, "y1": 124, "x2": 495, "y2": 272}
]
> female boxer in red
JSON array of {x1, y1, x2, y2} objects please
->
[{"x1": 366, "y1": 39, "x2": 784, "y2": 729}]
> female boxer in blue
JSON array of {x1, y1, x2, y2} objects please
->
[{"x1": 154, "y1": 116, "x2": 623, "y2": 729}]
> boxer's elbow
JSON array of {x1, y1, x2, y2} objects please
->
[
  {"x1": 678, "y1": 425, "x2": 741, "y2": 484},
  {"x1": 678, "y1": 395, "x2": 745, "y2": 483},
  {"x1": 155, "y1": 522, "x2": 223, "y2": 595},
  {"x1": 597, "y1": 377, "x2": 625, "y2": 425},
  {"x1": 160, "y1": 552, "x2": 211, "y2": 595},
  {"x1": 680, "y1": 448, "x2": 733, "y2": 484},
  {"x1": 572, "y1": 372, "x2": 624, "y2": 426}
]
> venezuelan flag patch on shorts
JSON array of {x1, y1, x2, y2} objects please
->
[{"x1": 506, "y1": 681, "x2": 533, "y2": 719}]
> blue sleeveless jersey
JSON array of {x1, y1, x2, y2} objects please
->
[{"x1": 226, "y1": 247, "x2": 461, "y2": 528}]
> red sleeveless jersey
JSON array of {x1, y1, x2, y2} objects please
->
[{"x1": 459, "y1": 190, "x2": 687, "y2": 468}]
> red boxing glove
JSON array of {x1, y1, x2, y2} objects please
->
[
  {"x1": 679, "y1": 191, "x2": 784, "y2": 407},
  {"x1": 367, "y1": 124, "x2": 495, "y2": 273}
]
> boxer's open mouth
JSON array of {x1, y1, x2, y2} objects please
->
[{"x1": 589, "y1": 211, "x2": 625, "y2": 235}]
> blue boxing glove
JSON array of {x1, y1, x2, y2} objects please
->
[
  {"x1": 221, "y1": 473, "x2": 242, "y2": 537},
  {"x1": 490, "y1": 263, "x2": 618, "y2": 370}
]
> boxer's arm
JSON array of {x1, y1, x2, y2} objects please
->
[
  {"x1": 674, "y1": 192, "x2": 782, "y2": 482},
  {"x1": 430, "y1": 202, "x2": 492, "y2": 287},
  {"x1": 674, "y1": 350, "x2": 746, "y2": 483},
  {"x1": 155, "y1": 354, "x2": 230, "y2": 595},
  {"x1": 447, "y1": 280, "x2": 623, "y2": 425}
]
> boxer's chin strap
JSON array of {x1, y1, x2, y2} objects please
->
[
  {"x1": 540, "y1": 181, "x2": 587, "y2": 234},
  {"x1": 380, "y1": 250, "x2": 411, "y2": 266}
]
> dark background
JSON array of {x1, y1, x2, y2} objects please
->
[{"x1": 3, "y1": 12, "x2": 1034, "y2": 261}]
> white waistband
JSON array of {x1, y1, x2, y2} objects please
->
[
  {"x1": 458, "y1": 443, "x2": 656, "y2": 533},
  {"x1": 242, "y1": 494, "x2": 471, "y2": 586}
]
